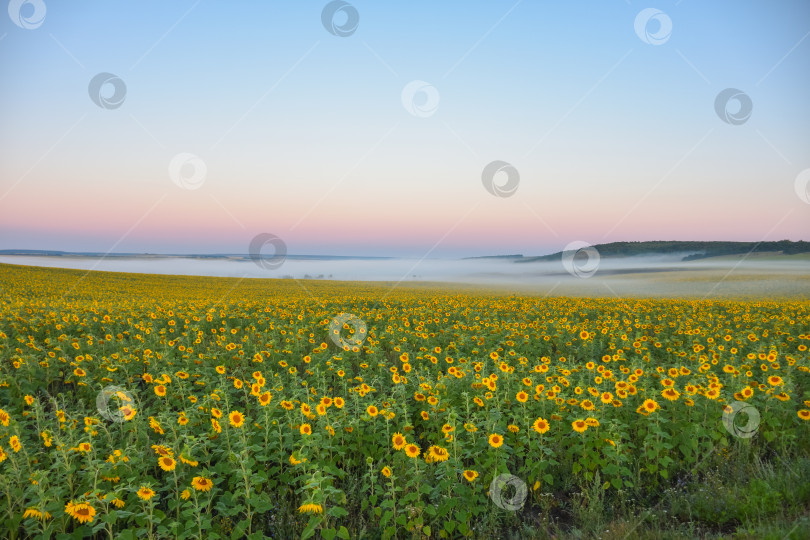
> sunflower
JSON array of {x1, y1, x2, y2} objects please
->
[
  {"x1": 661, "y1": 388, "x2": 680, "y2": 401},
  {"x1": 180, "y1": 453, "x2": 198, "y2": 466},
  {"x1": 180, "y1": 490, "x2": 191, "y2": 500},
  {"x1": 463, "y1": 470, "x2": 479, "y2": 482},
  {"x1": 192, "y1": 476, "x2": 213, "y2": 492},
  {"x1": 428, "y1": 445, "x2": 449, "y2": 462},
  {"x1": 211, "y1": 407, "x2": 223, "y2": 418},
  {"x1": 9, "y1": 436, "x2": 21, "y2": 453},
  {"x1": 572, "y1": 420, "x2": 588, "y2": 433},
  {"x1": 798, "y1": 410, "x2": 810, "y2": 421},
  {"x1": 23, "y1": 507, "x2": 51, "y2": 521},
  {"x1": 23, "y1": 506, "x2": 42, "y2": 519},
  {"x1": 65, "y1": 501, "x2": 95, "y2": 524},
  {"x1": 300, "y1": 423, "x2": 312, "y2": 436},
  {"x1": 515, "y1": 391, "x2": 528, "y2": 403},
  {"x1": 136, "y1": 487, "x2": 156, "y2": 501},
  {"x1": 154, "y1": 385, "x2": 166, "y2": 397},
  {"x1": 585, "y1": 417, "x2": 599, "y2": 427},
  {"x1": 532, "y1": 417, "x2": 550, "y2": 434},
  {"x1": 228, "y1": 411, "x2": 245, "y2": 428},
  {"x1": 298, "y1": 503, "x2": 324, "y2": 514},
  {"x1": 367, "y1": 405, "x2": 379, "y2": 417},
  {"x1": 158, "y1": 456, "x2": 176, "y2": 472},
  {"x1": 600, "y1": 392, "x2": 613, "y2": 404},
  {"x1": 211, "y1": 418, "x2": 221, "y2": 433},
  {"x1": 488, "y1": 434, "x2": 504, "y2": 448},
  {"x1": 642, "y1": 399, "x2": 659, "y2": 412},
  {"x1": 405, "y1": 444, "x2": 421, "y2": 458},
  {"x1": 120, "y1": 405, "x2": 137, "y2": 421},
  {"x1": 151, "y1": 444, "x2": 172, "y2": 457},
  {"x1": 392, "y1": 432, "x2": 406, "y2": 450},
  {"x1": 381, "y1": 466, "x2": 392, "y2": 478},
  {"x1": 768, "y1": 376, "x2": 783, "y2": 386},
  {"x1": 77, "y1": 442, "x2": 91, "y2": 453},
  {"x1": 258, "y1": 392, "x2": 272, "y2": 406}
]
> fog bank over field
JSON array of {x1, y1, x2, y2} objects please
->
[{"x1": 2, "y1": 252, "x2": 808, "y2": 298}]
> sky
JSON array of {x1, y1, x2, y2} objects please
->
[{"x1": 1, "y1": 0, "x2": 809, "y2": 258}]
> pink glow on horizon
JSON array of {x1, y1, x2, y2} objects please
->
[{"x1": 2, "y1": 171, "x2": 808, "y2": 255}]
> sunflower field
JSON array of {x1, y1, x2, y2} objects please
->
[{"x1": 1, "y1": 263, "x2": 809, "y2": 539}]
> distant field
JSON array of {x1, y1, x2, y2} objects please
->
[
  {"x1": 705, "y1": 252, "x2": 810, "y2": 262},
  {"x1": 1, "y1": 264, "x2": 809, "y2": 539},
  {"x1": 1, "y1": 251, "x2": 809, "y2": 301}
]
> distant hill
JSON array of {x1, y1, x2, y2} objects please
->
[{"x1": 517, "y1": 240, "x2": 810, "y2": 263}]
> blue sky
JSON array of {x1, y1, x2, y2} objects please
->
[{"x1": 1, "y1": 1, "x2": 808, "y2": 256}]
